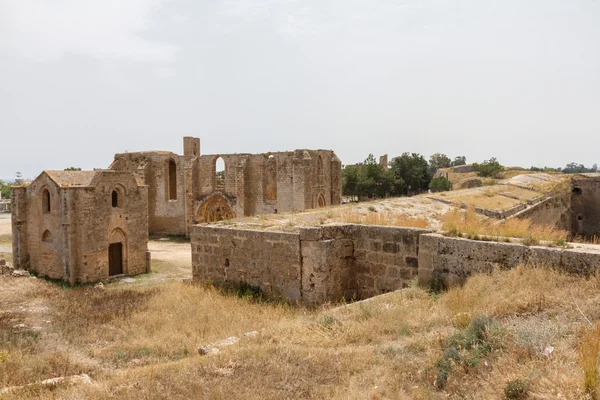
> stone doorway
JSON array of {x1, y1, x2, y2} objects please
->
[{"x1": 108, "y1": 242, "x2": 123, "y2": 276}]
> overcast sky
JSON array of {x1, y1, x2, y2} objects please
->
[{"x1": 1, "y1": 0, "x2": 599, "y2": 179}]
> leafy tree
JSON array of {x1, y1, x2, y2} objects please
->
[
  {"x1": 473, "y1": 158, "x2": 503, "y2": 178},
  {"x1": 429, "y1": 153, "x2": 452, "y2": 174},
  {"x1": 64, "y1": 167, "x2": 81, "y2": 171},
  {"x1": 0, "y1": 180, "x2": 11, "y2": 199},
  {"x1": 429, "y1": 177, "x2": 452, "y2": 192},
  {"x1": 451, "y1": 156, "x2": 467, "y2": 166},
  {"x1": 356, "y1": 154, "x2": 400, "y2": 199},
  {"x1": 562, "y1": 162, "x2": 598, "y2": 174},
  {"x1": 342, "y1": 165, "x2": 360, "y2": 201},
  {"x1": 390, "y1": 153, "x2": 431, "y2": 195}
]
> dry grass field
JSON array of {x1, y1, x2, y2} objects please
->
[{"x1": 2, "y1": 262, "x2": 600, "y2": 399}]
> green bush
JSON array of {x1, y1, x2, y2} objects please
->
[
  {"x1": 504, "y1": 379, "x2": 529, "y2": 399},
  {"x1": 473, "y1": 158, "x2": 504, "y2": 178},
  {"x1": 429, "y1": 177, "x2": 452, "y2": 192}
]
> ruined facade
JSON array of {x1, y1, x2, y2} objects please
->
[
  {"x1": 110, "y1": 137, "x2": 342, "y2": 236},
  {"x1": 11, "y1": 170, "x2": 150, "y2": 283}
]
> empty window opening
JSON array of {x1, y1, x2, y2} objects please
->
[
  {"x1": 168, "y1": 160, "x2": 177, "y2": 200},
  {"x1": 42, "y1": 230, "x2": 53, "y2": 243},
  {"x1": 578, "y1": 215, "x2": 583, "y2": 221},
  {"x1": 573, "y1": 187, "x2": 583, "y2": 195},
  {"x1": 215, "y1": 157, "x2": 225, "y2": 190},
  {"x1": 224, "y1": 258, "x2": 230, "y2": 267},
  {"x1": 317, "y1": 155, "x2": 324, "y2": 184},
  {"x1": 264, "y1": 154, "x2": 277, "y2": 202},
  {"x1": 42, "y1": 189, "x2": 51, "y2": 213},
  {"x1": 108, "y1": 242, "x2": 123, "y2": 276},
  {"x1": 112, "y1": 190, "x2": 119, "y2": 208}
]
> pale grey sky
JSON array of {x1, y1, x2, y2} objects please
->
[{"x1": 1, "y1": 0, "x2": 599, "y2": 179}]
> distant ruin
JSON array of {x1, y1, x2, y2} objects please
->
[{"x1": 110, "y1": 137, "x2": 342, "y2": 236}]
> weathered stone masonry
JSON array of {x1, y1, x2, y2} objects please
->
[
  {"x1": 111, "y1": 137, "x2": 343, "y2": 237},
  {"x1": 192, "y1": 223, "x2": 600, "y2": 305},
  {"x1": 12, "y1": 170, "x2": 150, "y2": 284},
  {"x1": 192, "y1": 224, "x2": 431, "y2": 304}
]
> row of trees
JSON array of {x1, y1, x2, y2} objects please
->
[{"x1": 342, "y1": 153, "x2": 466, "y2": 200}]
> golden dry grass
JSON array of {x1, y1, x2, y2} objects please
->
[
  {"x1": 579, "y1": 323, "x2": 600, "y2": 399},
  {"x1": 2, "y1": 263, "x2": 600, "y2": 399},
  {"x1": 445, "y1": 191, "x2": 522, "y2": 211},
  {"x1": 331, "y1": 209, "x2": 429, "y2": 229},
  {"x1": 442, "y1": 207, "x2": 568, "y2": 244}
]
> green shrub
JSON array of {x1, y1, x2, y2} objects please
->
[
  {"x1": 473, "y1": 158, "x2": 504, "y2": 178},
  {"x1": 429, "y1": 177, "x2": 452, "y2": 192},
  {"x1": 504, "y1": 379, "x2": 529, "y2": 399}
]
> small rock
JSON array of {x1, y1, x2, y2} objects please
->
[
  {"x1": 214, "y1": 336, "x2": 239, "y2": 347},
  {"x1": 244, "y1": 331, "x2": 259, "y2": 338},
  {"x1": 11, "y1": 269, "x2": 30, "y2": 278},
  {"x1": 13, "y1": 324, "x2": 27, "y2": 329},
  {"x1": 94, "y1": 282, "x2": 105, "y2": 290},
  {"x1": 198, "y1": 345, "x2": 220, "y2": 356}
]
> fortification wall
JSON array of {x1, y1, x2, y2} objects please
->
[
  {"x1": 418, "y1": 233, "x2": 600, "y2": 286},
  {"x1": 192, "y1": 223, "x2": 600, "y2": 304},
  {"x1": 191, "y1": 226, "x2": 302, "y2": 300},
  {"x1": 191, "y1": 224, "x2": 430, "y2": 304}
]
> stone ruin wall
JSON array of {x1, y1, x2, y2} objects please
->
[
  {"x1": 571, "y1": 175, "x2": 600, "y2": 238},
  {"x1": 191, "y1": 226, "x2": 303, "y2": 300},
  {"x1": 111, "y1": 139, "x2": 342, "y2": 237},
  {"x1": 110, "y1": 152, "x2": 189, "y2": 236},
  {"x1": 192, "y1": 223, "x2": 600, "y2": 305},
  {"x1": 192, "y1": 224, "x2": 430, "y2": 304}
]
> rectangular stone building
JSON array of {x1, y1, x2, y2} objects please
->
[{"x1": 11, "y1": 170, "x2": 150, "y2": 283}]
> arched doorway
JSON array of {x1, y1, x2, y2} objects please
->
[
  {"x1": 317, "y1": 193, "x2": 326, "y2": 208},
  {"x1": 197, "y1": 194, "x2": 235, "y2": 223},
  {"x1": 108, "y1": 228, "x2": 127, "y2": 276}
]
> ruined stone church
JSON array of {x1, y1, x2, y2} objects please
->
[{"x1": 110, "y1": 137, "x2": 342, "y2": 236}]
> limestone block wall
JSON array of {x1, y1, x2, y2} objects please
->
[
  {"x1": 418, "y1": 233, "x2": 600, "y2": 286},
  {"x1": 571, "y1": 175, "x2": 600, "y2": 237},
  {"x1": 512, "y1": 193, "x2": 571, "y2": 231},
  {"x1": 192, "y1": 224, "x2": 430, "y2": 304},
  {"x1": 74, "y1": 172, "x2": 149, "y2": 282},
  {"x1": 192, "y1": 223, "x2": 600, "y2": 304},
  {"x1": 111, "y1": 152, "x2": 187, "y2": 236},
  {"x1": 12, "y1": 174, "x2": 67, "y2": 280},
  {"x1": 346, "y1": 225, "x2": 428, "y2": 298},
  {"x1": 299, "y1": 227, "x2": 356, "y2": 304},
  {"x1": 191, "y1": 226, "x2": 302, "y2": 300}
]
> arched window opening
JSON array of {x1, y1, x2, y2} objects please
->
[
  {"x1": 215, "y1": 157, "x2": 225, "y2": 191},
  {"x1": 42, "y1": 230, "x2": 53, "y2": 243},
  {"x1": 42, "y1": 189, "x2": 51, "y2": 214},
  {"x1": 317, "y1": 155, "x2": 324, "y2": 185},
  {"x1": 264, "y1": 154, "x2": 277, "y2": 202},
  {"x1": 112, "y1": 190, "x2": 119, "y2": 208},
  {"x1": 168, "y1": 160, "x2": 177, "y2": 200},
  {"x1": 573, "y1": 187, "x2": 583, "y2": 195}
]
